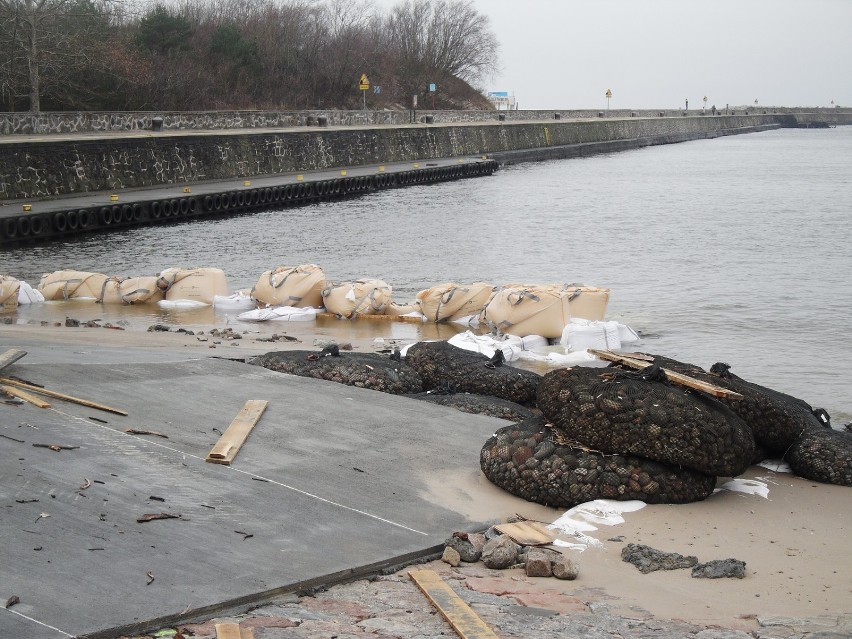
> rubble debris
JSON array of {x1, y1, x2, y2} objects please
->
[
  {"x1": 5, "y1": 595, "x2": 20, "y2": 609},
  {"x1": 621, "y1": 543, "x2": 698, "y2": 573},
  {"x1": 692, "y1": 559, "x2": 746, "y2": 579},
  {"x1": 137, "y1": 512, "x2": 182, "y2": 523},
  {"x1": 33, "y1": 443, "x2": 79, "y2": 451},
  {"x1": 126, "y1": 428, "x2": 169, "y2": 438},
  {"x1": 481, "y1": 535, "x2": 520, "y2": 569}
]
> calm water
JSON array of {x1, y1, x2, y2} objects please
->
[{"x1": 3, "y1": 127, "x2": 851, "y2": 423}]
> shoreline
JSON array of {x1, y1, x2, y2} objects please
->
[{"x1": 2, "y1": 322, "x2": 849, "y2": 637}]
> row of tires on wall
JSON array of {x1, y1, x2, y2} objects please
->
[{"x1": 0, "y1": 160, "x2": 497, "y2": 244}]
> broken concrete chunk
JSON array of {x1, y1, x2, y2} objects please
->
[
  {"x1": 481, "y1": 534, "x2": 520, "y2": 569},
  {"x1": 525, "y1": 548, "x2": 553, "y2": 578},
  {"x1": 621, "y1": 543, "x2": 698, "y2": 574},
  {"x1": 442, "y1": 546, "x2": 461, "y2": 567},
  {"x1": 692, "y1": 559, "x2": 746, "y2": 579}
]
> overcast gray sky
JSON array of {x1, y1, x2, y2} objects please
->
[{"x1": 436, "y1": 0, "x2": 852, "y2": 110}]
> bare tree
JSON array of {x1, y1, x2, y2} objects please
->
[{"x1": 0, "y1": 0, "x2": 121, "y2": 112}]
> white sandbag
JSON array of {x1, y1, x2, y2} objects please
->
[
  {"x1": 447, "y1": 330, "x2": 524, "y2": 362},
  {"x1": 417, "y1": 282, "x2": 494, "y2": 322},
  {"x1": 213, "y1": 291, "x2": 256, "y2": 311},
  {"x1": 1, "y1": 275, "x2": 20, "y2": 312},
  {"x1": 157, "y1": 299, "x2": 209, "y2": 308},
  {"x1": 321, "y1": 279, "x2": 392, "y2": 318},
  {"x1": 560, "y1": 318, "x2": 622, "y2": 351},
  {"x1": 618, "y1": 323, "x2": 641, "y2": 344},
  {"x1": 236, "y1": 306, "x2": 318, "y2": 322},
  {"x1": 37, "y1": 270, "x2": 108, "y2": 301},
  {"x1": 252, "y1": 264, "x2": 325, "y2": 308},
  {"x1": 450, "y1": 313, "x2": 480, "y2": 327},
  {"x1": 17, "y1": 280, "x2": 44, "y2": 304},
  {"x1": 521, "y1": 334, "x2": 549, "y2": 351},
  {"x1": 156, "y1": 267, "x2": 228, "y2": 304},
  {"x1": 99, "y1": 276, "x2": 163, "y2": 304}
]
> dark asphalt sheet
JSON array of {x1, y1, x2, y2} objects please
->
[{"x1": 1, "y1": 358, "x2": 501, "y2": 638}]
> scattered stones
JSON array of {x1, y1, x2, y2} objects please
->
[
  {"x1": 621, "y1": 543, "x2": 698, "y2": 573},
  {"x1": 552, "y1": 554, "x2": 579, "y2": 580},
  {"x1": 481, "y1": 534, "x2": 520, "y2": 569},
  {"x1": 256, "y1": 333, "x2": 299, "y2": 343},
  {"x1": 210, "y1": 327, "x2": 241, "y2": 340},
  {"x1": 65, "y1": 317, "x2": 80, "y2": 327},
  {"x1": 147, "y1": 324, "x2": 171, "y2": 332},
  {"x1": 442, "y1": 546, "x2": 461, "y2": 567},
  {"x1": 445, "y1": 532, "x2": 483, "y2": 562},
  {"x1": 692, "y1": 559, "x2": 746, "y2": 579},
  {"x1": 524, "y1": 548, "x2": 553, "y2": 577}
]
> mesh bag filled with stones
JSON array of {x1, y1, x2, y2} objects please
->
[
  {"x1": 249, "y1": 351, "x2": 423, "y2": 394},
  {"x1": 537, "y1": 367, "x2": 755, "y2": 477},
  {"x1": 480, "y1": 418, "x2": 717, "y2": 508},
  {"x1": 407, "y1": 391, "x2": 539, "y2": 422},
  {"x1": 405, "y1": 341, "x2": 541, "y2": 406},
  {"x1": 785, "y1": 428, "x2": 852, "y2": 487},
  {"x1": 638, "y1": 354, "x2": 829, "y2": 455}
]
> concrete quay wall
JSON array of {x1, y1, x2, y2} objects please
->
[
  {"x1": 2, "y1": 107, "x2": 851, "y2": 135},
  {"x1": 0, "y1": 114, "x2": 797, "y2": 201}
]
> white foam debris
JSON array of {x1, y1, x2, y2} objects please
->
[
  {"x1": 757, "y1": 459, "x2": 792, "y2": 473},
  {"x1": 715, "y1": 478, "x2": 770, "y2": 498},
  {"x1": 157, "y1": 299, "x2": 209, "y2": 308},
  {"x1": 547, "y1": 499, "x2": 646, "y2": 551}
]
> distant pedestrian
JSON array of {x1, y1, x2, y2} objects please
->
[
  {"x1": 711, "y1": 104, "x2": 717, "y2": 115},
  {"x1": 685, "y1": 98, "x2": 689, "y2": 110}
]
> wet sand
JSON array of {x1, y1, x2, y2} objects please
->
[{"x1": 2, "y1": 320, "x2": 850, "y2": 633}]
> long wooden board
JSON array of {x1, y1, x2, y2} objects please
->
[
  {"x1": 0, "y1": 349, "x2": 27, "y2": 373},
  {"x1": 495, "y1": 520, "x2": 555, "y2": 546},
  {"x1": 588, "y1": 350, "x2": 743, "y2": 400},
  {"x1": 317, "y1": 311, "x2": 424, "y2": 324},
  {"x1": 0, "y1": 376, "x2": 129, "y2": 415},
  {"x1": 205, "y1": 400, "x2": 268, "y2": 466},
  {"x1": 409, "y1": 570, "x2": 500, "y2": 639},
  {"x1": 0, "y1": 384, "x2": 51, "y2": 408}
]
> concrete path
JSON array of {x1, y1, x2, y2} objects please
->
[{"x1": 0, "y1": 347, "x2": 503, "y2": 638}]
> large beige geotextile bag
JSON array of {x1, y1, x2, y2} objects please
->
[
  {"x1": 99, "y1": 276, "x2": 164, "y2": 304},
  {"x1": 480, "y1": 284, "x2": 610, "y2": 338},
  {"x1": 157, "y1": 268, "x2": 228, "y2": 304},
  {"x1": 0, "y1": 275, "x2": 19, "y2": 313},
  {"x1": 322, "y1": 279, "x2": 392, "y2": 318},
  {"x1": 252, "y1": 264, "x2": 325, "y2": 308},
  {"x1": 416, "y1": 282, "x2": 494, "y2": 322},
  {"x1": 38, "y1": 270, "x2": 108, "y2": 300}
]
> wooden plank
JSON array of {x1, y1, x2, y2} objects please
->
[
  {"x1": 495, "y1": 521, "x2": 555, "y2": 546},
  {"x1": 409, "y1": 570, "x2": 501, "y2": 639},
  {"x1": 0, "y1": 376, "x2": 129, "y2": 415},
  {"x1": 588, "y1": 350, "x2": 743, "y2": 400},
  {"x1": 205, "y1": 400, "x2": 268, "y2": 466},
  {"x1": 0, "y1": 384, "x2": 51, "y2": 408},
  {"x1": 0, "y1": 349, "x2": 27, "y2": 373}
]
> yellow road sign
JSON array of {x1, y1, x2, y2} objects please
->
[{"x1": 359, "y1": 73, "x2": 370, "y2": 90}]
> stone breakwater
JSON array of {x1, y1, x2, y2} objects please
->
[{"x1": 0, "y1": 113, "x2": 819, "y2": 201}]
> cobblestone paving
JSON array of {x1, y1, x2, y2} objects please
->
[{"x1": 130, "y1": 560, "x2": 851, "y2": 639}]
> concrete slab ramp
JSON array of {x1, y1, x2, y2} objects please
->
[{"x1": 1, "y1": 358, "x2": 501, "y2": 638}]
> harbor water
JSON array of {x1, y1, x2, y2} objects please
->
[{"x1": 2, "y1": 127, "x2": 851, "y2": 423}]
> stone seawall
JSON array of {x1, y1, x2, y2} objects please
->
[
  {"x1": 2, "y1": 107, "x2": 850, "y2": 135},
  {"x1": 0, "y1": 114, "x2": 803, "y2": 200}
]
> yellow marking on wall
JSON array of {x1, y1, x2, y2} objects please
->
[{"x1": 544, "y1": 126, "x2": 551, "y2": 146}]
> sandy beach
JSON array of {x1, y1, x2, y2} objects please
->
[{"x1": 2, "y1": 320, "x2": 850, "y2": 637}]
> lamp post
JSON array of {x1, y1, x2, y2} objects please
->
[
  {"x1": 605, "y1": 88, "x2": 612, "y2": 112},
  {"x1": 703, "y1": 95, "x2": 708, "y2": 113}
]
